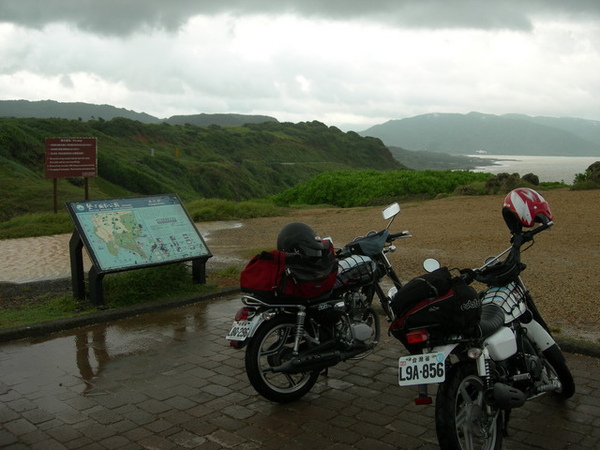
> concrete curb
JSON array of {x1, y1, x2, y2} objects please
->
[
  {"x1": 0, "y1": 287, "x2": 240, "y2": 343},
  {"x1": 555, "y1": 336, "x2": 600, "y2": 359}
]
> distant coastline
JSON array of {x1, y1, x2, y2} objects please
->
[{"x1": 467, "y1": 154, "x2": 599, "y2": 183}]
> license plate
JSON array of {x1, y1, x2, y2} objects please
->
[
  {"x1": 226, "y1": 320, "x2": 256, "y2": 341},
  {"x1": 398, "y1": 352, "x2": 446, "y2": 386}
]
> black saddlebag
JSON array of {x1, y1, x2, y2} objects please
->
[{"x1": 390, "y1": 267, "x2": 481, "y2": 339}]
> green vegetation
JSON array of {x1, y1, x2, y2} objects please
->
[
  {"x1": 0, "y1": 117, "x2": 404, "y2": 221},
  {"x1": 273, "y1": 170, "x2": 493, "y2": 207},
  {"x1": 0, "y1": 295, "x2": 82, "y2": 329},
  {"x1": 0, "y1": 212, "x2": 74, "y2": 239},
  {"x1": 102, "y1": 263, "x2": 215, "y2": 308},
  {"x1": 0, "y1": 263, "x2": 222, "y2": 329},
  {"x1": 572, "y1": 162, "x2": 600, "y2": 190}
]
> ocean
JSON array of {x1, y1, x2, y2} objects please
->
[{"x1": 469, "y1": 155, "x2": 600, "y2": 183}]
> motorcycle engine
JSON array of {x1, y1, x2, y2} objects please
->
[
  {"x1": 524, "y1": 353, "x2": 543, "y2": 380},
  {"x1": 351, "y1": 322, "x2": 375, "y2": 342}
]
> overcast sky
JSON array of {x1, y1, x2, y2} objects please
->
[{"x1": 1, "y1": 1, "x2": 598, "y2": 131}]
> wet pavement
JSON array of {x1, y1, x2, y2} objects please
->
[{"x1": 1, "y1": 294, "x2": 599, "y2": 449}]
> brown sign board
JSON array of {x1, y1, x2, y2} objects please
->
[{"x1": 45, "y1": 137, "x2": 98, "y2": 178}]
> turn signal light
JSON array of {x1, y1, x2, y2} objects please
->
[{"x1": 406, "y1": 329, "x2": 429, "y2": 344}]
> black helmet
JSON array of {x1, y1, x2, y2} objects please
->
[{"x1": 277, "y1": 222, "x2": 326, "y2": 258}]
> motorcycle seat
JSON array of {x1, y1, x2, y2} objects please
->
[{"x1": 477, "y1": 303, "x2": 505, "y2": 338}]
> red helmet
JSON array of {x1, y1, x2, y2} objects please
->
[{"x1": 502, "y1": 188, "x2": 553, "y2": 233}]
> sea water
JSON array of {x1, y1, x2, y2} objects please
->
[{"x1": 469, "y1": 155, "x2": 600, "y2": 183}]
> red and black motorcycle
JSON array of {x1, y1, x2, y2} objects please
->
[{"x1": 226, "y1": 203, "x2": 410, "y2": 403}]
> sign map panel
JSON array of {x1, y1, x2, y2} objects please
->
[{"x1": 67, "y1": 194, "x2": 211, "y2": 273}]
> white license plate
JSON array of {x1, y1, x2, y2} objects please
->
[
  {"x1": 226, "y1": 320, "x2": 256, "y2": 341},
  {"x1": 398, "y1": 352, "x2": 446, "y2": 386}
]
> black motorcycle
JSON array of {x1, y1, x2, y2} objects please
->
[{"x1": 226, "y1": 203, "x2": 410, "y2": 403}]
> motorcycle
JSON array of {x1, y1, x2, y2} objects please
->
[
  {"x1": 390, "y1": 210, "x2": 575, "y2": 449},
  {"x1": 226, "y1": 203, "x2": 410, "y2": 403}
]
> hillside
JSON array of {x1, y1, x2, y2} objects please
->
[
  {"x1": 0, "y1": 117, "x2": 404, "y2": 220},
  {"x1": 360, "y1": 112, "x2": 600, "y2": 156}
]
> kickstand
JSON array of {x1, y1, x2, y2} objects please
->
[{"x1": 502, "y1": 409, "x2": 511, "y2": 437}]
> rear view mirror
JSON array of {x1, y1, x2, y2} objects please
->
[{"x1": 382, "y1": 203, "x2": 400, "y2": 220}]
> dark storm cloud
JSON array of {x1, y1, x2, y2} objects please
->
[{"x1": 1, "y1": 0, "x2": 599, "y2": 36}]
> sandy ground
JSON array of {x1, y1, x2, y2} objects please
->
[{"x1": 1, "y1": 188, "x2": 598, "y2": 343}]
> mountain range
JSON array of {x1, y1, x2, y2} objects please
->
[
  {"x1": 0, "y1": 100, "x2": 278, "y2": 127},
  {"x1": 2, "y1": 100, "x2": 599, "y2": 157},
  {"x1": 359, "y1": 112, "x2": 600, "y2": 156}
]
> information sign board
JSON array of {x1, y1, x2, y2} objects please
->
[
  {"x1": 45, "y1": 137, "x2": 97, "y2": 178},
  {"x1": 66, "y1": 194, "x2": 211, "y2": 273}
]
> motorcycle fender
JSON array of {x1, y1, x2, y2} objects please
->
[
  {"x1": 429, "y1": 343, "x2": 459, "y2": 360},
  {"x1": 521, "y1": 319, "x2": 555, "y2": 352}
]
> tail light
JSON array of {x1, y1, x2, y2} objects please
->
[
  {"x1": 234, "y1": 307, "x2": 252, "y2": 321},
  {"x1": 414, "y1": 395, "x2": 433, "y2": 405},
  {"x1": 405, "y1": 329, "x2": 429, "y2": 345},
  {"x1": 414, "y1": 384, "x2": 432, "y2": 405}
]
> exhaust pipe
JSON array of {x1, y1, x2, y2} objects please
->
[
  {"x1": 271, "y1": 345, "x2": 376, "y2": 374},
  {"x1": 485, "y1": 383, "x2": 526, "y2": 409}
]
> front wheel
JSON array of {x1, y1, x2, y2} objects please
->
[
  {"x1": 543, "y1": 344, "x2": 575, "y2": 399},
  {"x1": 245, "y1": 314, "x2": 320, "y2": 403},
  {"x1": 436, "y1": 362, "x2": 503, "y2": 450}
]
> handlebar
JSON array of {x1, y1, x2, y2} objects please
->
[
  {"x1": 455, "y1": 221, "x2": 553, "y2": 286},
  {"x1": 388, "y1": 230, "x2": 412, "y2": 242},
  {"x1": 512, "y1": 220, "x2": 553, "y2": 247}
]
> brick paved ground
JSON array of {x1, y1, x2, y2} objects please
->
[{"x1": 1, "y1": 294, "x2": 599, "y2": 449}]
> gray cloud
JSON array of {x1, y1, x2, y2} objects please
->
[
  {"x1": 0, "y1": 1, "x2": 598, "y2": 129},
  {"x1": 1, "y1": 0, "x2": 599, "y2": 36}
]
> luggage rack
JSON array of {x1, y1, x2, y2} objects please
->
[{"x1": 241, "y1": 294, "x2": 305, "y2": 309}]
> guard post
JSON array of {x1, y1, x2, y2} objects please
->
[{"x1": 67, "y1": 194, "x2": 212, "y2": 307}]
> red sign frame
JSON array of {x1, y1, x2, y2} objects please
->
[{"x1": 45, "y1": 137, "x2": 98, "y2": 178}]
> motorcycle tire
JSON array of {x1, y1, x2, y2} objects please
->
[
  {"x1": 245, "y1": 314, "x2": 320, "y2": 403},
  {"x1": 435, "y1": 362, "x2": 503, "y2": 450},
  {"x1": 543, "y1": 344, "x2": 575, "y2": 399}
]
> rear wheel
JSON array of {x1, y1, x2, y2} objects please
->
[
  {"x1": 436, "y1": 362, "x2": 503, "y2": 450},
  {"x1": 245, "y1": 315, "x2": 320, "y2": 403}
]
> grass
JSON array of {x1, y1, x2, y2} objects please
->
[
  {"x1": 0, "y1": 263, "x2": 241, "y2": 330},
  {"x1": 0, "y1": 212, "x2": 75, "y2": 239},
  {"x1": 0, "y1": 296, "x2": 83, "y2": 329}
]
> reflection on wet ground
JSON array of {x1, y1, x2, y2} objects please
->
[{"x1": 1, "y1": 296, "x2": 222, "y2": 396}]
